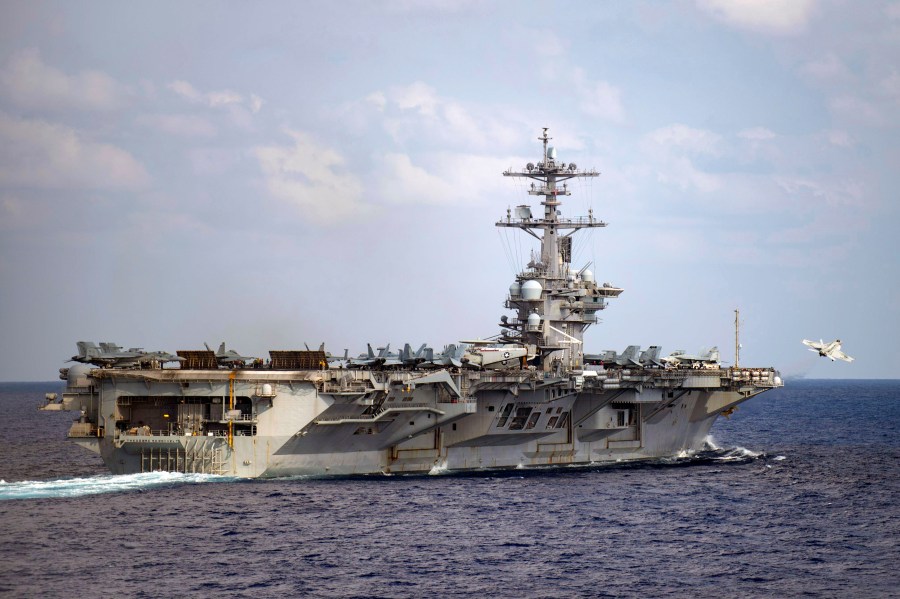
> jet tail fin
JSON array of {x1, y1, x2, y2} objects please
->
[{"x1": 76, "y1": 341, "x2": 100, "y2": 359}]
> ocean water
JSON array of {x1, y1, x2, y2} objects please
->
[{"x1": 0, "y1": 380, "x2": 898, "y2": 598}]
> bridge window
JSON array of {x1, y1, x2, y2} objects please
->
[{"x1": 510, "y1": 407, "x2": 533, "y2": 430}]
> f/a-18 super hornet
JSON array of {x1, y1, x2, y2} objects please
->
[
  {"x1": 205, "y1": 342, "x2": 256, "y2": 367},
  {"x1": 662, "y1": 347, "x2": 721, "y2": 369},
  {"x1": 70, "y1": 341, "x2": 184, "y2": 367},
  {"x1": 326, "y1": 349, "x2": 350, "y2": 368},
  {"x1": 349, "y1": 343, "x2": 393, "y2": 368},
  {"x1": 395, "y1": 343, "x2": 432, "y2": 367},
  {"x1": 802, "y1": 339, "x2": 854, "y2": 362},
  {"x1": 430, "y1": 343, "x2": 467, "y2": 368},
  {"x1": 638, "y1": 346, "x2": 664, "y2": 368},
  {"x1": 584, "y1": 345, "x2": 642, "y2": 367}
]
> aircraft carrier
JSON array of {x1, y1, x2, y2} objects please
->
[{"x1": 42, "y1": 129, "x2": 782, "y2": 477}]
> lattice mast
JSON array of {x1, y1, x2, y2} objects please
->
[{"x1": 498, "y1": 129, "x2": 622, "y2": 372}]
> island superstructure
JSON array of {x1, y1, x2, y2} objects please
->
[{"x1": 42, "y1": 129, "x2": 782, "y2": 477}]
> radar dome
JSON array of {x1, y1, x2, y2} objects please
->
[
  {"x1": 66, "y1": 363, "x2": 93, "y2": 388},
  {"x1": 521, "y1": 279, "x2": 542, "y2": 300},
  {"x1": 509, "y1": 281, "x2": 521, "y2": 298},
  {"x1": 527, "y1": 312, "x2": 541, "y2": 327},
  {"x1": 582, "y1": 269, "x2": 595, "y2": 283}
]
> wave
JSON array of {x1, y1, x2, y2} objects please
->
[
  {"x1": 715, "y1": 446, "x2": 763, "y2": 460},
  {"x1": 0, "y1": 471, "x2": 235, "y2": 501},
  {"x1": 704, "y1": 434, "x2": 722, "y2": 450},
  {"x1": 703, "y1": 435, "x2": 763, "y2": 459},
  {"x1": 428, "y1": 461, "x2": 450, "y2": 475}
]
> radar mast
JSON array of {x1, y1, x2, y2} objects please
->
[{"x1": 498, "y1": 128, "x2": 623, "y2": 372}]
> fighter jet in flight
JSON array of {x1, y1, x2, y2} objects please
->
[{"x1": 802, "y1": 339, "x2": 854, "y2": 362}]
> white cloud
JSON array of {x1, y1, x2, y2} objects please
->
[
  {"x1": 250, "y1": 94, "x2": 264, "y2": 114},
  {"x1": 0, "y1": 112, "x2": 149, "y2": 190},
  {"x1": 572, "y1": 68, "x2": 625, "y2": 123},
  {"x1": 536, "y1": 31, "x2": 567, "y2": 59},
  {"x1": 254, "y1": 130, "x2": 369, "y2": 224},
  {"x1": 168, "y1": 79, "x2": 262, "y2": 113},
  {"x1": 385, "y1": 0, "x2": 482, "y2": 13},
  {"x1": 641, "y1": 124, "x2": 722, "y2": 193},
  {"x1": 654, "y1": 156, "x2": 721, "y2": 193},
  {"x1": 696, "y1": 0, "x2": 816, "y2": 35},
  {"x1": 645, "y1": 124, "x2": 721, "y2": 154},
  {"x1": 826, "y1": 129, "x2": 855, "y2": 147},
  {"x1": 366, "y1": 92, "x2": 386, "y2": 111},
  {"x1": 394, "y1": 81, "x2": 440, "y2": 117},
  {"x1": 801, "y1": 52, "x2": 850, "y2": 81},
  {"x1": 207, "y1": 90, "x2": 243, "y2": 107},
  {"x1": 0, "y1": 48, "x2": 126, "y2": 111},
  {"x1": 776, "y1": 176, "x2": 865, "y2": 209},
  {"x1": 376, "y1": 152, "x2": 512, "y2": 205},
  {"x1": 532, "y1": 40, "x2": 625, "y2": 123},
  {"x1": 378, "y1": 153, "x2": 454, "y2": 203},
  {"x1": 168, "y1": 80, "x2": 203, "y2": 103},
  {"x1": 136, "y1": 114, "x2": 217, "y2": 137},
  {"x1": 377, "y1": 82, "x2": 522, "y2": 151},
  {"x1": 829, "y1": 95, "x2": 884, "y2": 126},
  {"x1": 738, "y1": 127, "x2": 776, "y2": 141}
]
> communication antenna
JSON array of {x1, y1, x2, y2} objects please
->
[{"x1": 734, "y1": 308, "x2": 740, "y2": 368}]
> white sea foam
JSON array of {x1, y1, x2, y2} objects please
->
[
  {"x1": 0, "y1": 471, "x2": 233, "y2": 501},
  {"x1": 773, "y1": 455, "x2": 787, "y2": 461},
  {"x1": 717, "y1": 446, "x2": 762, "y2": 461},
  {"x1": 428, "y1": 462, "x2": 449, "y2": 475},
  {"x1": 704, "y1": 434, "x2": 722, "y2": 450}
]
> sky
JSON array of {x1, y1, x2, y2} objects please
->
[{"x1": 1, "y1": 0, "x2": 898, "y2": 381}]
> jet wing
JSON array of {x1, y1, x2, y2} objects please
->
[
  {"x1": 802, "y1": 339, "x2": 824, "y2": 350},
  {"x1": 831, "y1": 350, "x2": 854, "y2": 363}
]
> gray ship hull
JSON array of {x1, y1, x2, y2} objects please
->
[{"x1": 47, "y1": 365, "x2": 776, "y2": 478}]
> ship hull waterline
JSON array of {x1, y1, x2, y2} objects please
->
[{"x1": 55, "y1": 366, "x2": 771, "y2": 478}]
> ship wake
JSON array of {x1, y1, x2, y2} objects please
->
[{"x1": 0, "y1": 471, "x2": 235, "y2": 501}]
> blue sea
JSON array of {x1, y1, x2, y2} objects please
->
[{"x1": 1, "y1": 380, "x2": 898, "y2": 598}]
